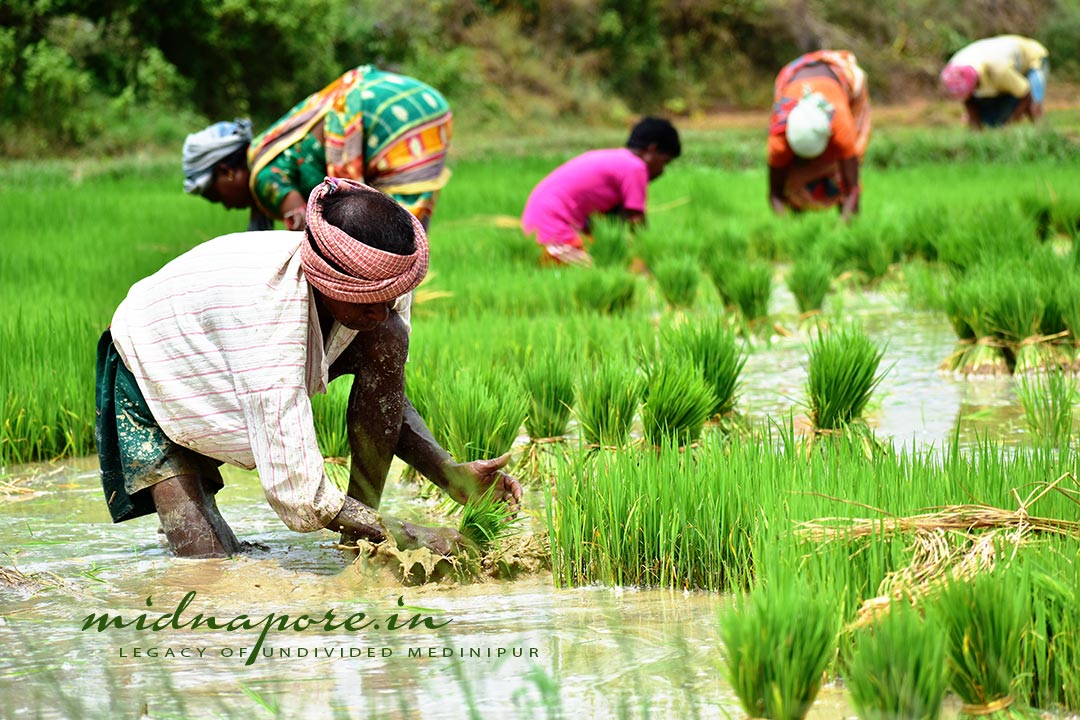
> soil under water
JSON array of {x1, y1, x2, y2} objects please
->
[{"x1": 1, "y1": 288, "x2": 1027, "y2": 718}]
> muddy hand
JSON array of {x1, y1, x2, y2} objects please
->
[{"x1": 448, "y1": 453, "x2": 522, "y2": 509}]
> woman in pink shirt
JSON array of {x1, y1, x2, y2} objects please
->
[{"x1": 521, "y1": 117, "x2": 681, "y2": 267}]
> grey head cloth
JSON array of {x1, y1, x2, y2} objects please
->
[{"x1": 182, "y1": 119, "x2": 254, "y2": 195}]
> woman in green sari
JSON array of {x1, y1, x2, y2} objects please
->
[{"x1": 182, "y1": 65, "x2": 453, "y2": 230}]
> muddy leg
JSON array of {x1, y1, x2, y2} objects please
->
[
  {"x1": 150, "y1": 469, "x2": 241, "y2": 558},
  {"x1": 330, "y1": 312, "x2": 409, "y2": 509}
]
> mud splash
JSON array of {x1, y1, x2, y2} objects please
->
[{"x1": 347, "y1": 532, "x2": 552, "y2": 587}]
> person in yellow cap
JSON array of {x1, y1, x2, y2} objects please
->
[
  {"x1": 940, "y1": 35, "x2": 1049, "y2": 129},
  {"x1": 766, "y1": 50, "x2": 872, "y2": 221}
]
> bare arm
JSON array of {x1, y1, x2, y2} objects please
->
[
  {"x1": 396, "y1": 399, "x2": 521, "y2": 507},
  {"x1": 280, "y1": 190, "x2": 307, "y2": 231},
  {"x1": 839, "y1": 157, "x2": 861, "y2": 222},
  {"x1": 768, "y1": 165, "x2": 788, "y2": 216},
  {"x1": 963, "y1": 98, "x2": 983, "y2": 130}
]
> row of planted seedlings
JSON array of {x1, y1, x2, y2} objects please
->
[
  {"x1": 541, "y1": 320, "x2": 1080, "y2": 717},
  {"x1": 942, "y1": 247, "x2": 1080, "y2": 376}
]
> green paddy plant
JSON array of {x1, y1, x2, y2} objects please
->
[
  {"x1": 897, "y1": 204, "x2": 948, "y2": 262},
  {"x1": 846, "y1": 601, "x2": 948, "y2": 720},
  {"x1": 1015, "y1": 369, "x2": 1076, "y2": 447},
  {"x1": 431, "y1": 367, "x2": 529, "y2": 463},
  {"x1": 1018, "y1": 192, "x2": 1054, "y2": 241},
  {"x1": 459, "y1": 484, "x2": 519, "y2": 553},
  {"x1": 572, "y1": 269, "x2": 637, "y2": 314},
  {"x1": 786, "y1": 253, "x2": 833, "y2": 315},
  {"x1": 805, "y1": 325, "x2": 887, "y2": 431},
  {"x1": 943, "y1": 270, "x2": 1009, "y2": 376},
  {"x1": 721, "y1": 573, "x2": 839, "y2": 720},
  {"x1": 1019, "y1": 548, "x2": 1080, "y2": 712},
  {"x1": 311, "y1": 376, "x2": 352, "y2": 460},
  {"x1": 574, "y1": 358, "x2": 641, "y2": 447},
  {"x1": 703, "y1": 252, "x2": 741, "y2": 306},
  {"x1": 640, "y1": 359, "x2": 716, "y2": 447},
  {"x1": 652, "y1": 255, "x2": 700, "y2": 309},
  {"x1": 522, "y1": 349, "x2": 576, "y2": 440},
  {"x1": 836, "y1": 222, "x2": 894, "y2": 284},
  {"x1": 547, "y1": 435, "x2": 754, "y2": 590},
  {"x1": 934, "y1": 568, "x2": 1031, "y2": 719},
  {"x1": 664, "y1": 318, "x2": 746, "y2": 418},
  {"x1": 986, "y1": 272, "x2": 1046, "y2": 375},
  {"x1": 589, "y1": 214, "x2": 632, "y2": 268},
  {"x1": 1057, "y1": 274, "x2": 1080, "y2": 369},
  {"x1": 726, "y1": 261, "x2": 773, "y2": 325}
]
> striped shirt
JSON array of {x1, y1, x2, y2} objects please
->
[{"x1": 110, "y1": 231, "x2": 359, "y2": 533}]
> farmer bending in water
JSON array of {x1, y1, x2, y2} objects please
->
[
  {"x1": 520, "y1": 117, "x2": 680, "y2": 267},
  {"x1": 95, "y1": 177, "x2": 520, "y2": 558}
]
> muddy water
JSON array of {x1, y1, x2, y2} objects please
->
[
  {"x1": 0, "y1": 294, "x2": 1017, "y2": 718},
  {"x1": 746, "y1": 280, "x2": 1027, "y2": 448}
]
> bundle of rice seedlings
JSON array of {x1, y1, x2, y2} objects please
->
[
  {"x1": 934, "y1": 569, "x2": 1031, "y2": 719},
  {"x1": 1017, "y1": 192, "x2": 1054, "y2": 241},
  {"x1": 664, "y1": 317, "x2": 747, "y2": 418},
  {"x1": 1015, "y1": 369, "x2": 1076, "y2": 447},
  {"x1": 1019, "y1": 549, "x2": 1080, "y2": 712},
  {"x1": 434, "y1": 367, "x2": 529, "y2": 462},
  {"x1": 703, "y1": 252, "x2": 741, "y2": 306},
  {"x1": 786, "y1": 253, "x2": 833, "y2": 315},
  {"x1": 846, "y1": 601, "x2": 948, "y2": 720},
  {"x1": 726, "y1": 261, "x2": 773, "y2": 325},
  {"x1": 589, "y1": 214, "x2": 632, "y2": 268},
  {"x1": 720, "y1": 574, "x2": 838, "y2": 720},
  {"x1": 897, "y1": 205, "x2": 948, "y2": 262},
  {"x1": 943, "y1": 270, "x2": 1009, "y2": 376},
  {"x1": 806, "y1": 325, "x2": 887, "y2": 431},
  {"x1": 836, "y1": 222, "x2": 894, "y2": 284},
  {"x1": 1058, "y1": 275, "x2": 1080, "y2": 369},
  {"x1": 522, "y1": 350, "x2": 576, "y2": 441},
  {"x1": 640, "y1": 359, "x2": 716, "y2": 447},
  {"x1": 936, "y1": 205, "x2": 1037, "y2": 273},
  {"x1": 986, "y1": 272, "x2": 1046, "y2": 375},
  {"x1": 572, "y1": 269, "x2": 637, "y2": 314},
  {"x1": 574, "y1": 358, "x2": 642, "y2": 447},
  {"x1": 458, "y1": 484, "x2": 519, "y2": 553},
  {"x1": 652, "y1": 255, "x2": 700, "y2": 308},
  {"x1": 1052, "y1": 194, "x2": 1080, "y2": 238}
]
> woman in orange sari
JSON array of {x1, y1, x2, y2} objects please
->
[{"x1": 766, "y1": 50, "x2": 871, "y2": 221}]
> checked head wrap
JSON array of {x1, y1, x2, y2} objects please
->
[{"x1": 301, "y1": 177, "x2": 429, "y2": 304}]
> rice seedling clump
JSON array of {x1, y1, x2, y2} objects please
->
[
  {"x1": 640, "y1": 359, "x2": 716, "y2": 447},
  {"x1": 846, "y1": 601, "x2": 948, "y2": 720},
  {"x1": 521, "y1": 349, "x2": 576, "y2": 440},
  {"x1": 720, "y1": 573, "x2": 838, "y2": 720},
  {"x1": 652, "y1": 255, "x2": 700, "y2": 309},
  {"x1": 664, "y1": 317, "x2": 746, "y2": 419},
  {"x1": 805, "y1": 325, "x2": 887, "y2": 431},
  {"x1": 573, "y1": 358, "x2": 641, "y2": 447},
  {"x1": 934, "y1": 569, "x2": 1031, "y2": 719}
]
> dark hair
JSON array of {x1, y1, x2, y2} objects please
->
[
  {"x1": 312, "y1": 188, "x2": 417, "y2": 258},
  {"x1": 627, "y1": 117, "x2": 681, "y2": 158},
  {"x1": 219, "y1": 144, "x2": 250, "y2": 170}
]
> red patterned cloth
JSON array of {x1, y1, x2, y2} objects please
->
[{"x1": 302, "y1": 177, "x2": 429, "y2": 303}]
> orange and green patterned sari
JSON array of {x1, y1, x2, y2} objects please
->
[{"x1": 248, "y1": 65, "x2": 452, "y2": 226}]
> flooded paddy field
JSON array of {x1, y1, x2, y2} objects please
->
[{"x1": 5, "y1": 128, "x2": 1080, "y2": 718}]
